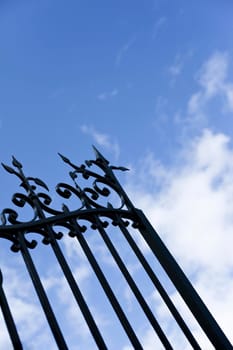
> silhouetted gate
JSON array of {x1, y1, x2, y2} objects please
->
[{"x1": 0, "y1": 148, "x2": 232, "y2": 349}]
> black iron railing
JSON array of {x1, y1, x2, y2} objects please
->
[{"x1": 0, "y1": 148, "x2": 232, "y2": 349}]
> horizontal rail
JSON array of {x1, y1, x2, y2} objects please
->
[{"x1": 0, "y1": 208, "x2": 134, "y2": 233}]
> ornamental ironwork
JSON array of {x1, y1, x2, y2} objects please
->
[{"x1": 0, "y1": 148, "x2": 232, "y2": 349}]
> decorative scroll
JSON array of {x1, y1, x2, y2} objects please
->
[{"x1": 0, "y1": 147, "x2": 134, "y2": 250}]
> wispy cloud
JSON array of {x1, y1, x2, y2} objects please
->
[
  {"x1": 80, "y1": 125, "x2": 120, "y2": 159},
  {"x1": 187, "y1": 51, "x2": 233, "y2": 121},
  {"x1": 169, "y1": 61, "x2": 182, "y2": 78},
  {"x1": 115, "y1": 38, "x2": 135, "y2": 66},
  {"x1": 168, "y1": 50, "x2": 194, "y2": 85},
  {"x1": 169, "y1": 51, "x2": 233, "y2": 135},
  {"x1": 198, "y1": 52, "x2": 228, "y2": 97},
  {"x1": 153, "y1": 16, "x2": 167, "y2": 38},
  {"x1": 168, "y1": 55, "x2": 183, "y2": 83},
  {"x1": 48, "y1": 87, "x2": 65, "y2": 99},
  {"x1": 97, "y1": 88, "x2": 119, "y2": 101}
]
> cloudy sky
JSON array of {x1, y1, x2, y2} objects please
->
[{"x1": 0, "y1": 1, "x2": 233, "y2": 349}]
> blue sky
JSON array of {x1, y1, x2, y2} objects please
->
[{"x1": 1, "y1": 1, "x2": 233, "y2": 349}]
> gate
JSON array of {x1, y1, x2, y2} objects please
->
[{"x1": 0, "y1": 147, "x2": 232, "y2": 349}]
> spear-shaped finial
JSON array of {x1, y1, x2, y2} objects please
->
[
  {"x1": 12, "y1": 156, "x2": 23, "y2": 169},
  {"x1": 1, "y1": 155, "x2": 23, "y2": 175},
  {"x1": 92, "y1": 145, "x2": 109, "y2": 165},
  {"x1": 58, "y1": 153, "x2": 71, "y2": 164}
]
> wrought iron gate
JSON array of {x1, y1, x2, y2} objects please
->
[{"x1": 0, "y1": 148, "x2": 232, "y2": 349}]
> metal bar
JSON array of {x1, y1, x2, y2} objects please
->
[
  {"x1": 25, "y1": 174, "x2": 107, "y2": 349},
  {"x1": 0, "y1": 269, "x2": 23, "y2": 350},
  {"x1": 18, "y1": 232, "x2": 68, "y2": 350},
  {"x1": 116, "y1": 215, "x2": 201, "y2": 349},
  {"x1": 48, "y1": 235, "x2": 108, "y2": 350},
  {"x1": 0, "y1": 208, "x2": 133, "y2": 235},
  {"x1": 95, "y1": 216, "x2": 173, "y2": 350},
  {"x1": 72, "y1": 221, "x2": 143, "y2": 349},
  {"x1": 134, "y1": 209, "x2": 233, "y2": 350}
]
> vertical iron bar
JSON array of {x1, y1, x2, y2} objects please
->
[
  {"x1": 116, "y1": 215, "x2": 201, "y2": 350},
  {"x1": 0, "y1": 269, "x2": 23, "y2": 350},
  {"x1": 71, "y1": 220, "x2": 143, "y2": 350},
  {"x1": 25, "y1": 176, "x2": 107, "y2": 349},
  {"x1": 48, "y1": 234, "x2": 108, "y2": 350},
  {"x1": 106, "y1": 165, "x2": 232, "y2": 349},
  {"x1": 18, "y1": 232, "x2": 68, "y2": 350},
  {"x1": 134, "y1": 209, "x2": 233, "y2": 350},
  {"x1": 94, "y1": 216, "x2": 173, "y2": 350}
]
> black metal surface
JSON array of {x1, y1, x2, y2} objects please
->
[
  {"x1": 0, "y1": 149, "x2": 232, "y2": 349},
  {"x1": 18, "y1": 231, "x2": 68, "y2": 350},
  {"x1": 0, "y1": 269, "x2": 23, "y2": 349}
]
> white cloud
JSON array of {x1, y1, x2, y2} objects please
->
[
  {"x1": 81, "y1": 124, "x2": 120, "y2": 159},
  {"x1": 110, "y1": 88, "x2": 118, "y2": 97},
  {"x1": 153, "y1": 16, "x2": 167, "y2": 38},
  {"x1": 97, "y1": 93, "x2": 107, "y2": 101},
  {"x1": 126, "y1": 129, "x2": 233, "y2": 346},
  {"x1": 187, "y1": 51, "x2": 233, "y2": 119},
  {"x1": 169, "y1": 55, "x2": 183, "y2": 81},
  {"x1": 115, "y1": 38, "x2": 135, "y2": 66},
  {"x1": 223, "y1": 82, "x2": 233, "y2": 110},
  {"x1": 48, "y1": 87, "x2": 65, "y2": 99},
  {"x1": 198, "y1": 52, "x2": 228, "y2": 97},
  {"x1": 168, "y1": 51, "x2": 193, "y2": 84},
  {"x1": 97, "y1": 88, "x2": 119, "y2": 101},
  {"x1": 169, "y1": 62, "x2": 182, "y2": 77}
]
